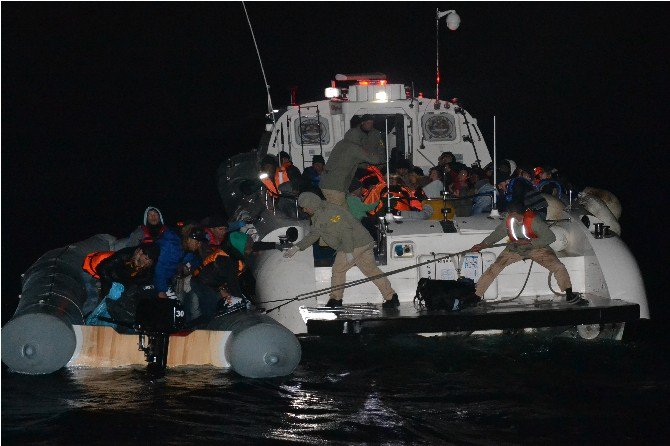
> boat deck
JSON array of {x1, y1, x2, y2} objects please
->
[{"x1": 302, "y1": 295, "x2": 640, "y2": 335}]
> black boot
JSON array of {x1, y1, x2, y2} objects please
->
[
  {"x1": 462, "y1": 292, "x2": 483, "y2": 308},
  {"x1": 565, "y1": 288, "x2": 587, "y2": 305},
  {"x1": 382, "y1": 294, "x2": 400, "y2": 309},
  {"x1": 325, "y1": 298, "x2": 343, "y2": 308}
]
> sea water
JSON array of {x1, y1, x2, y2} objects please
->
[{"x1": 3, "y1": 332, "x2": 670, "y2": 445}]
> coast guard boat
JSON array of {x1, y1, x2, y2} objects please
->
[
  {"x1": 216, "y1": 71, "x2": 647, "y2": 340},
  {"x1": 1, "y1": 9, "x2": 647, "y2": 378}
]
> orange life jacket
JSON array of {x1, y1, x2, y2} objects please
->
[
  {"x1": 363, "y1": 182, "x2": 387, "y2": 214},
  {"x1": 82, "y1": 251, "x2": 115, "y2": 279},
  {"x1": 363, "y1": 183, "x2": 423, "y2": 215},
  {"x1": 192, "y1": 249, "x2": 244, "y2": 278},
  {"x1": 390, "y1": 186, "x2": 424, "y2": 212},
  {"x1": 261, "y1": 164, "x2": 293, "y2": 198},
  {"x1": 359, "y1": 165, "x2": 385, "y2": 195},
  {"x1": 276, "y1": 162, "x2": 293, "y2": 185},
  {"x1": 506, "y1": 210, "x2": 538, "y2": 241}
]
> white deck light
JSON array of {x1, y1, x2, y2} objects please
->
[
  {"x1": 375, "y1": 91, "x2": 388, "y2": 102},
  {"x1": 325, "y1": 87, "x2": 340, "y2": 98}
]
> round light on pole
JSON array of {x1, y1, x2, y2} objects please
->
[{"x1": 446, "y1": 11, "x2": 461, "y2": 31}]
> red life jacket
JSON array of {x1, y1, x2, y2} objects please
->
[
  {"x1": 82, "y1": 251, "x2": 115, "y2": 279},
  {"x1": 506, "y1": 210, "x2": 538, "y2": 241},
  {"x1": 203, "y1": 227, "x2": 223, "y2": 247},
  {"x1": 192, "y1": 249, "x2": 244, "y2": 278},
  {"x1": 140, "y1": 225, "x2": 167, "y2": 243}
]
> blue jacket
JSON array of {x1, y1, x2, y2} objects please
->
[{"x1": 154, "y1": 228, "x2": 199, "y2": 293}]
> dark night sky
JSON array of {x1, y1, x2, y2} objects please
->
[{"x1": 2, "y1": 3, "x2": 669, "y2": 322}]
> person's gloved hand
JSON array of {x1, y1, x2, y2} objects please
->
[
  {"x1": 345, "y1": 252, "x2": 354, "y2": 263},
  {"x1": 283, "y1": 246, "x2": 299, "y2": 258},
  {"x1": 276, "y1": 242, "x2": 293, "y2": 251},
  {"x1": 108, "y1": 282, "x2": 125, "y2": 300}
]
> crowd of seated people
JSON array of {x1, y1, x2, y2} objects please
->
[
  {"x1": 257, "y1": 149, "x2": 570, "y2": 222},
  {"x1": 83, "y1": 205, "x2": 281, "y2": 329}
]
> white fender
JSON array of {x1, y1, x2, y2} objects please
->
[
  {"x1": 578, "y1": 193, "x2": 621, "y2": 236},
  {"x1": 543, "y1": 193, "x2": 566, "y2": 220},
  {"x1": 549, "y1": 226, "x2": 569, "y2": 252},
  {"x1": 582, "y1": 187, "x2": 622, "y2": 220}
]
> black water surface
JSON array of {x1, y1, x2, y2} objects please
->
[{"x1": 3, "y1": 334, "x2": 670, "y2": 445}]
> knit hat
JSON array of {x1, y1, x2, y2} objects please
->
[
  {"x1": 360, "y1": 114, "x2": 374, "y2": 122},
  {"x1": 312, "y1": 155, "x2": 326, "y2": 165}
]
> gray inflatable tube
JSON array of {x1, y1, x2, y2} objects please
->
[
  {"x1": 2, "y1": 234, "x2": 115, "y2": 374},
  {"x1": 209, "y1": 312, "x2": 302, "y2": 378}
]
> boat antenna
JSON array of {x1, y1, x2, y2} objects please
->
[
  {"x1": 435, "y1": 9, "x2": 461, "y2": 103},
  {"x1": 242, "y1": 2, "x2": 275, "y2": 126},
  {"x1": 385, "y1": 117, "x2": 392, "y2": 214},
  {"x1": 489, "y1": 115, "x2": 500, "y2": 218}
]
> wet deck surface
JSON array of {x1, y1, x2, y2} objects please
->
[{"x1": 303, "y1": 295, "x2": 640, "y2": 335}]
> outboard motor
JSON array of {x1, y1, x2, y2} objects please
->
[{"x1": 133, "y1": 298, "x2": 186, "y2": 375}]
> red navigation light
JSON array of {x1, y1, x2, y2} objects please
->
[
  {"x1": 451, "y1": 97, "x2": 459, "y2": 104},
  {"x1": 418, "y1": 92, "x2": 424, "y2": 99},
  {"x1": 436, "y1": 74, "x2": 440, "y2": 84},
  {"x1": 405, "y1": 86, "x2": 411, "y2": 99}
]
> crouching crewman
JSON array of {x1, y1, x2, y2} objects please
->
[{"x1": 283, "y1": 192, "x2": 399, "y2": 309}]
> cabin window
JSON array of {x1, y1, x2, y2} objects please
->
[
  {"x1": 294, "y1": 116, "x2": 330, "y2": 145},
  {"x1": 421, "y1": 113, "x2": 456, "y2": 141}
]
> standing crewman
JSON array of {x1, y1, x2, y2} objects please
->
[
  {"x1": 283, "y1": 192, "x2": 399, "y2": 309},
  {"x1": 319, "y1": 115, "x2": 386, "y2": 207},
  {"x1": 468, "y1": 201, "x2": 586, "y2": 305}
]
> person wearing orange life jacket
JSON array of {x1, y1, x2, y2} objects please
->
[
  {"x1": 363, "y1": 175, "x2": 432, "y2": 219},
  {"x1": 181, "y1": 227, "x2": 249, "y2": 323},
  {"x1": 468, "y1": 201, "x2": 587, "y2": 305},
  {"x1": 259, "y1": 154, "x2": 304, "y2": 218},
  {"x1": 82, "y1": 243, "x2": 160, "y2": 321}
]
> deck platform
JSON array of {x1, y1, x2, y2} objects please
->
[{"x1": 303, "y1": 295, "x2": 640, "y2": 335}]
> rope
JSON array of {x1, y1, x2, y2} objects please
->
[
  {"x1": 265, "y1": 243, "x2": 509, "y2": 313},
  {"x1": 241, "y1": 2, "x2": 275, "y2": 124}
]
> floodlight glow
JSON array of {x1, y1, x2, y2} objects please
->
[
  {"x1": 375, "y1": 91, "x2": 388, "y2": 101},
  {"x1": 259, "y1": 173, "x2": 269, "y2": 180},
  {"x1": 325, "y1": 87, "x2": 340, "y2": 98}
]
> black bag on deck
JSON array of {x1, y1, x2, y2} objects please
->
[{"x1": 414, "y1": 278, "x2": 476, "y2": 311}]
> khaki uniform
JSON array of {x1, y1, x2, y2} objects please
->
[
  {"x1": 296, "y1": 193, "x2": 395, "y2": 301},
  {"x1": 320, "y1": 126, "x2": 385, "y2": 204},
  {"x1": 475, "y1": 214, "x2": 572, "y2": 296}
]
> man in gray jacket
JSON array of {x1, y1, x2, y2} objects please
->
[
  {"x1": 469, "y1": 201, "x2": 585, "y2": 304},
  {"x1": 319, "y1": 115, "x2": 386, "y2": 207},
  {"x1": 284, "y1": 192, "x2": 399, "y2": 308}
]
